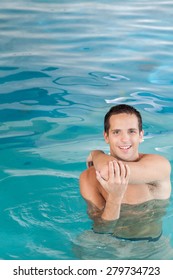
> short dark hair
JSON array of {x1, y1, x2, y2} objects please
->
[{"x1": 104, "y1": 104, "x2": 143, "y2": 133}]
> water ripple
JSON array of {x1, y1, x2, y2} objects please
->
[
  {"x1": 149, "y1": 65, "x2": 173, "y2": 85},
  {"x1": 53, "y1": 75, "x2": 107, "y2": 86},
  {"x1": 0, "y1": 71, "x2": 50, "y2": 84},
  {"x1": 105, "y1": 91, "x2": 173, "y2": 113},
  {"x1": 103, "y1": 73, "x2": 130, "y2": 81},
  {"x1": 1, "y1": 0, "x2": 173, "y2": 260},
  {"x1": 4, "y1": 168, "x2": 79, "y2": 179}
]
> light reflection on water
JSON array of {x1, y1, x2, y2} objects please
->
[{"x1": 0, "y1": 0, "x2": 173, "y2": 259}]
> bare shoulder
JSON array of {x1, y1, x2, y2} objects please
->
[
  {"x1": 79, "y1": 167, "x2": 98, "y2": 199},
  {"x1": 140, "y1": 153, "x2": 171, "y2": 174},
  {"x1": 141, "y1": 153, "x2": 170, "y2": 162},
  {"x1": 79, "y1": 167, "x2": 105, "y2": 209},
  {"x1": 80, "y1": 167, "x2": 96, "y2": 187},
  {"x1": 139, "y1": 154, "x2": 171, "y2": 199}
]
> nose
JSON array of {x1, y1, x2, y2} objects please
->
[{"x1": 121, "y1": 132, "x2": 129, "y2": 142}]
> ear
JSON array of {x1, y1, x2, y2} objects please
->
[
  {"x1": 139, "y1": 130, "x2": 144, "y2": 143},
  {"x1": 104, "y1": 131, "x2": 109, "y2": 144}
]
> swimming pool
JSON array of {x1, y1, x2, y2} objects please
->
[{"x1": 0, "y1": 0, "x2": 173, "y2": 260}]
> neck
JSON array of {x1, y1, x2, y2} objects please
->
[{"x1": 109, "y1": 152, "x2": 142, "y2": 162}]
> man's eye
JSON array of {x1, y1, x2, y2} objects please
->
[
  {"x1": 113, "y1": 131, "x2": 120, "y2": 134},
  {"x1": 129, "y1": 130, "x2": 136, "y2": 134}
]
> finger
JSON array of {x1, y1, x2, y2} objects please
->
[
  {"x1": 108, "y1": 161, "x2": 115, "y2": 181},
  {"x1": 125, "y1": 164, "x2": 130, "y2": 180},
  {"x1": 96, "y1": 170, "x2": 106, "y2": 186},
  {"x1": 118, "y1": 161, "x2": 126, "y2": 178},
  {"x1": 113, "y1": 160, "x2": 120, "y2": 178}
]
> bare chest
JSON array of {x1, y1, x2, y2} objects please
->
[
  {"x1": 98, "y1": 183, "x2": 154, "y2": 205},
  {"x1": 122, "y1": 184, "x2": 154, "y2": 204}
]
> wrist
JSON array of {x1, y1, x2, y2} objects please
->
[
  {"x1": 106, "y1": 196, "x2": 122, "y2": 206},
  {"x1": 101, "y1": 202, "x2": 121, "y2": 221}
]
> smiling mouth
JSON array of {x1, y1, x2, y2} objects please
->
[{"x1": 119, "y1": 145, "x2": 132, "y2": 150}]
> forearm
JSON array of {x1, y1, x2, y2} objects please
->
[
  {"x1": 87, "y1": 200, "x2": 120, "y2": 233},
  {"x1": 93, "y1": 205, "x2": 120, "y2": 233},
  {"x1": 92, "y1": 151, "x2": 140, "y2": 184},
  {"x1": 91, "y1": 150, "x2": 168, "y2": 185},
  {"x1": 93, "y1": 217, "x2": 118, "y2": 234},
  {"x1": 91, "y1": 150, "x2": 114, "y2": 166},
  {"x1": 91, "y1": 150, "x2": 115, "y2": 179},
  {"x1": 92, "y1": 197, "x2": 122, "y2": 234},
  {"x1": 101, "y1": 197, "x2": 121, "y2": 220},
  {"x1": 87, "y1": 158, "x2": 129, "y2": 233}
]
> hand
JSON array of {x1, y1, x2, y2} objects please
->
[
  {"x1": 96, "y1": 160, "x2": 130, "y2": 201},
  {"x1": 98, "y1": 164, "x2": 109, "y2": 181}
]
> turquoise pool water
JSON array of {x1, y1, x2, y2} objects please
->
[{"x1": 1, "y1": 0, "x2": 173, "y2": 260}]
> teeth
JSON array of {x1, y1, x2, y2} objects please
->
[{"x1": 119, "y1": 146, "x2": 131, "y2": 150}]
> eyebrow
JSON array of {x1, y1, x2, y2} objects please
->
[{"x1": 111, "y1": 128, "x2": 138, "y2": 131}]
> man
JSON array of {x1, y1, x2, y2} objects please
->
[{"x1": 80, "y1": 104, "x2": 171, "y2": 240}]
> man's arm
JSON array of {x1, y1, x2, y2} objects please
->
[
  {"x1": 89, "y1": 150, "x2": 171, "y2": 186},
  {"x1": 79, "y1": 162, "x2": 130, "y2": 233},
  {"x1": 95, "y1": 161, "x2": 130, "y2": 220}
]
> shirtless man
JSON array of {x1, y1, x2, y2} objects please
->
[{"x1": 79, "y1": 104, "x2": 171, "y2": 240}]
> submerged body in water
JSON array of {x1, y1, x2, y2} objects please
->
[
  {"x1": 110, "y1": 199, "x2": 168, "y2": 240},
  {"x1": 74, "y1": 199, "x2": 173, "y2": 260},
  {"x1": 88, "y1": 199, "x2": 169, "y2": 239}
]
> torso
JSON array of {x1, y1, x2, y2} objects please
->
[
  {"x1": 96, "y1": 182, "x2": 170, "y2": 239},
  {"x1": 98, "y1": 182, "x2": 154, "y2": 205},
  {"x1": 93, "y1": 163, "x2": 171, "y2": 205},
  {"x1": 85, "y1": 167, "x2": 171, "y2": 239},
  {"x1": 113, "y1": 199, "x2": 169, "y2": 239}
]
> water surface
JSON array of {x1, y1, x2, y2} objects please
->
[{"x1": 0, "y1": 0, "x2": 173, "y2": 259}]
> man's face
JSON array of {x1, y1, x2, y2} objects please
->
[{"x1": 104, "y1": 113, "x2": 144, "y2": 161}]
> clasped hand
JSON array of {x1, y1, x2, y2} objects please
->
[{"x1": 96, "y1": 161, "x2": 130, "y2": 200}]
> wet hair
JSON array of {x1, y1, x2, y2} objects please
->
[{"x1": 104, "y1": 104, "x2": 143, "y2": 133}]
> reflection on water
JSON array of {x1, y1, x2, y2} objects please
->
[{"x1": 105, "y1": 91, "x2": 173, "y2": 113}]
